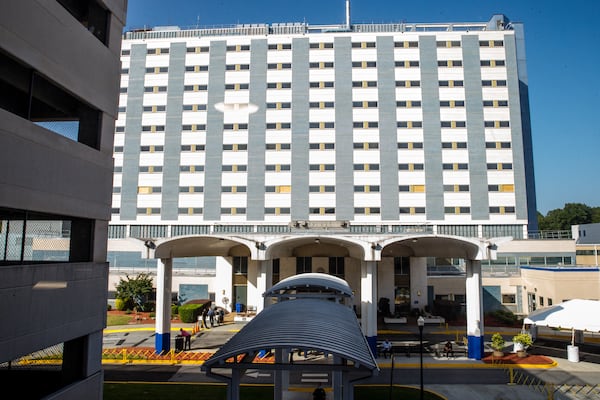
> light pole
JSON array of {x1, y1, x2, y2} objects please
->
[
  {"x1": 388, "y1": 353, "x2": 394, "y2": 400},
  {"x1": 417, "y1": 316, "x2": 425, "y2": 400}
]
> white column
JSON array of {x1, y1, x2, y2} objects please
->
[
  {"x1": 155, "y1": 258, "x2": 172, "y2": 354},
  {"x1": 410, "y1": 257, "x2": 428, "y2": 312},
  {"x1": 256, "y1": 260, "x2": 269, "y2": 313},
  {"x1": 465, "y1": 259, "x2": 484, "y2": 359},
  {"x1": 361, "y1": 260, "x2": 378, "y2": 355},
  {"x1": 377, "y1": 258, "x2": 394, "y2": 315}
]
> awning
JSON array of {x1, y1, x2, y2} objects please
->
[{"x1": 524, "y1": 299, "x2": 600, "y2": 332}]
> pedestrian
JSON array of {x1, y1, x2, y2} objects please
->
[
  {"x1": 179, "y1": 328, "x2": 191, "y2": 350},
  {"x1": 313, "y1": 383, "x2": 326, "y2": 400},
  {"x1": 202, "y1": 308, "x2": 209, "y2": 329},
  {"x1": 208, "y1": 307, "x2": 215, "y2": 328},
  {"x1": 444, "y1": 340, "x2": 453, "y2": 358},
  {"x1": 381, "y1": 339, "x2": 392, "y2": 359}
]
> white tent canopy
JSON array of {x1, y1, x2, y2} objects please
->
[{"x1": 524, "y1": 299, "x2": 600, "y2": 332}]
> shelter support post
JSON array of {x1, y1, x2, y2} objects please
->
[
  {"x1": 465, "y1": 260, "x2": 484, "y2": 359},
  {"x1": 332, "y1": 356, "x2": 342, "y2": 400},
  {"x1": 230, "y1": 368, "x2": 241, "y2": 400},
  {"x1": 155, "y1": 257, "x2": 173, "y2": 354},
  {"x1": 274, "y1": 348, "x2": 288, "y2": 400},
  {"x1": 361, "y1": 260, "x2": 378, "y2": 356},
  {"x1": 342, "y1": 373, "x2": 353, "y2": 400}
]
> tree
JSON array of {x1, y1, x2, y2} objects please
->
[
  {"x1": 115, "y1": 273, "x2": 154, "y2": 312},
  {"x1": 592, "y1": 207, "x2": 600, "y2": 224},
  {"x1": 538, "y1": 203, "x2": 593, "y2": 231}
]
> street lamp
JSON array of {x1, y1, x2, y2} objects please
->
[{"x1": 417, "y1": 316, "x2": 425, "y2": 400}]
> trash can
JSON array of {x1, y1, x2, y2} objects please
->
[
  {"x1": 175, "y1": 336, "x2": 184, "y2": 352},
  {"x1": 235, "y1": 303, "x2": 243, "y2": 313},
  {"x1": 567, "y1": 345, "x2": 579, "y2": 362}
]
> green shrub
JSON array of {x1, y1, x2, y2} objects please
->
[
  {"x1": 107, "y1": 304, "x2": 112, "y2": 311},
  {"x1": 491, "y1": 333, "x2": 505, "y2": 351},
  {"x1": 489, "y1": 309, "x2": 520, "y2": 325},
  {"x1": 171, "y1": 304, "x2": 179, "y2": 315},
  {"x1": 149, "y1": 312, "x2": 155, "y2": 318},
  {"x1": 178, "y1": 304, "x2": 202, "y2": 323},
  {"x1": 115, "y1": 298, "x2": 126, "y2": 311},
  {"x1": 513, "y1": 332, "x2": 533, "y2": 347}
]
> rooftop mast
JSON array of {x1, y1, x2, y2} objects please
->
[{"x1": 346, "y1": 0, "x2": 351, "y2": 30}]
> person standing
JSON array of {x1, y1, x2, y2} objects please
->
[
  {"x1": 208, "y1": 307, "x2": 215, "y2": 328},
  {"x1": 179, "y1": 328, "x2": 191, "y2": 350},
  {"x1": 201, "y1": 308, "x2": 209, "y2": 329}
]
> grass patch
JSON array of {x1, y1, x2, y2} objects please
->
[
  {"x1": 103, "y1": 383, "x2": 444, "y2": 400},
  {"x1": 106, "y1": 314, "x2": 131, "y2": 326}
]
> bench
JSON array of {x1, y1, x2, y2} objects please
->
[
  {"x1": 422, "y1": 313, "x2": 445, "y2": 325},
  {"x1": 431, "y1": 342, "x2": 467, "y2": 358},
  {"x1": 383, "y1": 317, "x2": 407, "y2": 324}
]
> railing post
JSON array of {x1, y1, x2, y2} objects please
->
[{"x1": 546, "y1": 383, "x2": 554, "y2": 400}]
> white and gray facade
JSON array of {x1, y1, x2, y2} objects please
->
[
  {"x1": 0, "y1": 1, "x2": 127, "y2": 398},
  {"x1": 111, "y1": 14, "x2": 539, "y2": 360}
]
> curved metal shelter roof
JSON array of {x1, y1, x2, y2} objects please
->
[
  {"x1": 202, "y1": 298, "x2": 378, "y2": 371},
  {"x1": 264, "y1": 272, "x2": 353, "y2": 298}
]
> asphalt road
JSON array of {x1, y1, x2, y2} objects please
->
[{"x1": 104, "y1": 364, "x2": 511, "y2": 385}]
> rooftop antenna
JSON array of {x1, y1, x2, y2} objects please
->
[{"x1": 345, "y1": 0, "x2": 351, "y2": 30}]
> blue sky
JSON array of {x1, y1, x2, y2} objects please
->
[{"x1": 125, "y1": 0, "x2": 599, "y2": 215}]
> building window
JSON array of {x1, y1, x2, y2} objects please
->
[
  {"x1": 483, "y1": 100, "x2": 508, "y2": 107},
  {"x1": 233, "y1": 256, "x2": 248, "y2": 275},
  {"x1": 395, "y1": 80, "x2": 420, "y2": 87},
  {"x1": 272, "y1": 259, "x2": 280, "y2": 285},
  {"x1": 0, "y1": 50, "x2": 103, "y2": 149},
  {"x1": 296, "y1": 257, "x2": 312, "y2": 274},
  {"x1": 57, "y1": 0, "x2": 109, "y2": 44},
  {"x1": 395, "y1": 60, "x2": 420, "y2": 68},
  {"x1": 444, "y1": 207, "x2": 471, "y2": 214},
  {"x1": 329, "y1": 257, "x2": 345, "y2": 278},
  {"x1": 502, "y1": 294, "x2": 516, "y2": 304},
  {"x1": 0, "y1": 207, "x2": 96, "y2": 264},
  {"x1": 396, "y1": 101, "x2": 421, "y2": 108},
  {"x1": 394, "y1": 41, "x2": 418, "y2": 48},
  {"x1": 399, "y1": 207, "x2": 425, "y2": 214},
  {"x1": 438, "y1": 60, "x2": 463, "y2": 67},
  {"x1": 437, "y1": 40, "x2": 461, "y2": 48},
  {"x1": 394, "y1": 257, "x2": 410, "y2": 275}
]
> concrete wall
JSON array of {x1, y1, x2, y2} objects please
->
[{"x1": 0, "y1": 262, "x2": 108, "y2": 362}]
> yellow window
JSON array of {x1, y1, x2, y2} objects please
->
[
  {"x1": 500, "y1": 184, "x2": 514, "y2": 192},
  {"x1": 138, "y1": 186, "x2": 152, "y2": 194}
]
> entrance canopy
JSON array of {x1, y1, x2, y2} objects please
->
[
  {"x1": 524, "y1": 299, "x2": 600, "y2": 332},
  {"x1": 202, "y1": 298, "x2": 378, "y2": 372}
]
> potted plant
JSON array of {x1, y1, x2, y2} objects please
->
[
  {"x1": 490, "y1": 333, "x2": 505, "y2": 357},
  {"x1": 512, "y1": 332, "x2": 533, "y2": 357}
]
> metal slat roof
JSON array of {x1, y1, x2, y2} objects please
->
[
  {"x1": 264, "y1": 273, "x2": 353, "y2": 298},
  {"x1": 202, "y1": 298, "x2": 378, "y2": 371}
]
